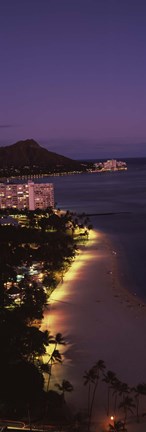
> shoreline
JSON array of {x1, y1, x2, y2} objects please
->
[{"x1": 41, "y1": 228, "x2": 146, "y2": 431}]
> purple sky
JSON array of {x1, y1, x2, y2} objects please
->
[{"x1": 0, "y1": 0, "x2": 146, "y2": 159}]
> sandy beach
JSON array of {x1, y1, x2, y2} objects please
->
[{"x1": 41, "y1": 229, "x2": 146, "y2": 431}]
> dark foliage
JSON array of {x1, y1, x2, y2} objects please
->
[{"x1": 0, "y1": 212, "x2": 77, "y2": 418}]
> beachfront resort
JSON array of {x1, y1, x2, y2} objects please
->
[{"x1": 93, "y1": 159, "x2": 127, "y2": 172}]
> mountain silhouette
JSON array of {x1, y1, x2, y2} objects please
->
[{"x1": 0, "y1": 139, "x2": 83, "y2": 171}]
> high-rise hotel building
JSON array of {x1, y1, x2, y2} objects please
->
[{"x1": 0, "y1": 181, "x2": 54, "y2": 210}]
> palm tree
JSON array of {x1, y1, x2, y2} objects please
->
[
  {"x1": 83, "y1": 368, "x2": 96, "y2": 417},
  {"x1": 132, "y1": 383, "x2": 146, "y2": 423},
  {"x1": 103, "y1": 370, "x2": 117, "y2": 416},
  {"x1": 46, "y1": 349, "x2": 62, "y2": 392},
  {"x1": 41, "y1": 333, "x2": 65, "y2": 392},
  {"x1": 109, "y1": 420, "x2": 127, "y2": 431},
  {"x1": 41, "y1": 349, "x2": 62, "y2": 419},
  {"x1": 54, "y1": 332, "x2": 66, "y2": 350},
  {"x1": 119, "y1": 396, "x2": 135, "y2": 425},
  {"x1": 118, "y1": 382, "x2": 130, "y2": 402},
  {"x1": 87, "y1": 359, "x2": 106, "y2": 432},
  {"x1": 55, "y1": 379, "x2": 73, "y2": 402},
  {"x1": 112, "y1": 378, "x2": 122, "y2": 415}
]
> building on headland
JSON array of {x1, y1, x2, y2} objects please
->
[
  {"x1": 103, "y1": 159, "x2": 117, "y2": 170},
  {"x1": 0, "y1": 181, "x2": 54, "y2": 210},
  {"x1": 94, "y1": 159, "x2": 127, "y2": 171}
]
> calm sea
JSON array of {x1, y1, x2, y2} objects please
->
[{"x1": 42, "y1": 158, "x2": 146, "y2": 301}]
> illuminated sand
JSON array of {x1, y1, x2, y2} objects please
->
[{"x1": 41, "y1": 230, "x2": 146, "y2": 431}]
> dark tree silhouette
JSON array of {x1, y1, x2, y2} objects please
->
[
  {"x1": 119, "y1": 396, "x2": 135, "y2": 425},
  {"x1": 85, "y1": 359, "x2": 106, "y2": 432},
  {"x1": 109, "y1": 420, "x2": 127, "y2": 431},
  {"x1": 55, "y1": 379, "x2": 74, "y2": 402},
  {"x1": 132, "y1": 383, "x2": 146, "y2": 423},
  {"x1": 83, "y1": 368, "x2": 96, "y2": 417},
  {"x1": 103, "y1": 370, "x2": 117, "y2": 416}
]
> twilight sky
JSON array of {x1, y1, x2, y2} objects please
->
[{"x1": 1, "y1": 0, "x2": 146, "y2": 159}]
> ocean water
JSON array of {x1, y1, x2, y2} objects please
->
[{"x1": 42, "y1": 158, "x2": 146, "y2": 301}]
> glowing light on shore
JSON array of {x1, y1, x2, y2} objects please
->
[
  {"x1": 41, "y1": 229, "x2": 101, "y2": 387},
  {"x1": 44, "y1": 229, "x2": 100, "y2": 306}
]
